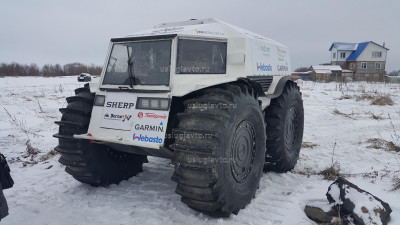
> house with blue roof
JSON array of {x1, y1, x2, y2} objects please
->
[{"x1": 329, "y1": 41, "x2": 389, "y2": 78}]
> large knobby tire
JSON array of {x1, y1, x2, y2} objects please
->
[
  {"x1": 171, "y1": 83, "x2": 266, "y2": 217},
  {"x1": 264, "y1": 81, "x2": 304, "y2": 172},
  {"x1": 54, "y1": 85, "x2": 147, "y2": 186}
]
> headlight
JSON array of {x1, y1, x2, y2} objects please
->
[
  {"x1": 137, "y1": 98, "x2": 170, "y2": 111},
  {"x1": 94, "y1": 95, "x2": 105, "y2": 106}
]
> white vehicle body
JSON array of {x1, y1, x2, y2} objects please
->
[{"x1": 75, "y1": 18, "x2": 292, "y2": 155}]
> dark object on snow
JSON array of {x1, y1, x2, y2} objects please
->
[
  {"x1": 77, "y1": 73, "x2": 91, "y2": 82},
  {"x1": 304, "y1": 205, "x2": 333, "y2": 223},
  {"x1": 0, "y1": 184, "x2": 9, "y2": 221},
  {"x1": 326, "y1": 177, "x2": 392, "y2": 225},
  {"x1": 0, "y1": 154, "x2": 13, "y2": 189},
  {"x1": 0, "y1": 153, "x2": 12, "y2": 221}
]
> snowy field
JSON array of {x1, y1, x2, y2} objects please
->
[{"x1": 0, "y1": 76, "x2": 399, "y2": 225}]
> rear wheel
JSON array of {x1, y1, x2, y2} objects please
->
[
  {"x1": 54, "y1": 85, "x2": 147, "y2": 186},
  {"x1": 264, "y1": 81, "x2": 304, "y2": 172},
  {"x1": 171, "y1": 83, "x2": 266, "y2": 217}
]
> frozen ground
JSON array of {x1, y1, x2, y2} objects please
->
[{"x1": 0, "y1": 76, "x2": 399, "y2": 225}]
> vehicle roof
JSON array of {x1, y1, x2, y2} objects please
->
[{"x1": 117, "y1": 18, "x2": 286, "y2": 47}]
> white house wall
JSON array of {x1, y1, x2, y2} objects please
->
[
  {"x1": 331, "y1": 48, "x2": 337, "y2": 61},
  {"x1": 337, "y1": 50, "x2": 353, "y2": 62},
  {"x1": 356, "y1": 43, "x2": 387, "y2": 62}
]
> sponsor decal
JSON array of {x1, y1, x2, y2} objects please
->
[
  {"x1": 134, "y1": 122, "x2": 164, "y2": 132},
  {"x1": 122, "y1": 115, "x2": 132, "y2": 122},
  {"x1": 105, "y1": 101, "x2": 134, "y2": 109},
  {"x1": 259, "y1": 45, "x2": 270, "y2": 57},
  {"x1": 133, "y1": 133, "x2": 163, "y2": 143},
  {"x1": 152, "y1": 27, "x2": 184, "y2": 34},
  {"x1": 138, "y1": 112, "x2": 143, "y2": 118},
  {"x1": 144, "y1": 113, "x2": 167, "y2": 119},
  {"x1": 276, "y1": 46, "x2": 287, "y2": 58},
  {"x1": 277, "y1": 65, "x2": 289, "y2": 71},
  {"x1": 104, "y1": 113, "x2": 132, "y2": 122},
  {"x1": 195, "y1": 29, "x2": 225, "y2": 36},
  {"x1": 257, "y1": 63, "x2": 273, "y2": 72}
]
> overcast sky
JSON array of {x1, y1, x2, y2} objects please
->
[{"x1": 1, "y1": 0, "x2": 399, "y2": 72}]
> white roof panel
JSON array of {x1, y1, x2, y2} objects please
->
[
  {"x1": 312, "y1": 65, "x2": 342, "y2": 71},
  {"x1": 314, "y1": 69, "x2": 332, "y2": 74},
  {"x1": 332, "y1": 42, "x2": 358, "y2": 51},
  {"x1": 122, "y1": 18, "x2": 287, "y2": 47}
]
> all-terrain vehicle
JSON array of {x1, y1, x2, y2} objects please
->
[{"x1": 54, "y1": 18, "x2": 304, "y2": 217}]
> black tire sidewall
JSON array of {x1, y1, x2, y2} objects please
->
[
  {"x1": 283, "y1": 92, "x2": 304, "y2": 164},
  {"x1": 265, "y1": 82, "x2": 304, "y2": 172},
  {"x1": 218, "y1": 93, "x2": 265, "y2": 212}
]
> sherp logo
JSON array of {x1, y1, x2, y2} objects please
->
[
  {"x1": 133, "y1": 133, "x2": 163, "y2": 143},
  {"x1": 257, "y1": 63, "x2": 272, "y2": 72}
]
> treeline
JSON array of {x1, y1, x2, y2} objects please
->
[
  {"x1": 388, "y1": 69, "x2": 400, "y2": 76},
  {"x1": 0, "y1": 62, "x2": 102, "y2": 77},
  {"x1": 294, "y1": 67, "x2": 311, "y2": 72}
]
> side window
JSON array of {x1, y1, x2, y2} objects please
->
[
  {"x1": 361, "y1": 62, "x2": 367, "y2": 69},
  {"x1": 107, "y1": 45, "x2": 128, "y2": 73},
  {"x1": 372, "y1": 51, "x2": 382, "y2": 58},
  {"x1": 176, "y1": 39, "x2": 227, "y2": 74},
  {"x1": 332, "y1": 53, "x2": 336, "y2": 59}
]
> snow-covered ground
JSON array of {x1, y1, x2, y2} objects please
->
[{"x1": 0, "y1": 76, "x2": 399, "y2": 225}]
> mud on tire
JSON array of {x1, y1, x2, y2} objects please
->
[
  {"x1": 54, "y1": 84, "x2": 147, "y2": 186},
  {"x1": 264, "y1": 81, "x2": 304, "y2": 172},
  {"x1": 171, "y1": 83, "x2": 266, "y2": 217}
]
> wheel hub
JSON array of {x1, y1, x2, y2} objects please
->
[{"x1": 230, "y1": 121, "x2": 256, "y2": 183}]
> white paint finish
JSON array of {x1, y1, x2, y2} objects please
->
[
  {"x1": 250, "y1": 40, "x2": 291, "y2": 76},
  {"x1": 100, "y1": 19, "x2": 290, "y2": 97},
  {"x1": 83, "y1": 19, "x2": 294, "y2": 149},
  {"x1": 86, "y1": 92, "x2": 170, "y2": 149},
  {"x1": 100, "y1": 92, "x2": 137, "y2": 131},
  {"x1": 357, "y1": 42, "x2": 388, "y2": 62},
  {"x1": 331, "y1": 48, "x2": 337, "y2": 61}
]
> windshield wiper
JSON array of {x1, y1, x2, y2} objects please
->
[{"x1": 127, "y1": 48, "x2": 135, "y2": 88}]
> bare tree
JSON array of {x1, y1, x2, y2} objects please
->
[
  {"x1": 0, "y1": 62, "x2": 102, "y2": 76},
  {"x1": 388, "y1": 70, "x2": 399, "y2": 76}
]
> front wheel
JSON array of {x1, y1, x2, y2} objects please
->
[
  {"x1": 264, "y1": 81, "x2": 304, "y2": 172},
  {"x1": 171, "y1": 83, "x2": 266, "y2": 217},
  {"x1": 54, "y1": 85, "x2": 147, "y2": 186}
]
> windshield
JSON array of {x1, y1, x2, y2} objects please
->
[{"x1": 102, "y1": 40, "x2": 172, "y2": 86}]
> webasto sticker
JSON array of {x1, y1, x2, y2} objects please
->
[
  {"x1": 257, "y1": 63, "x2": 272, "y2": 71},
  {"x1": 133, "y1": 133, "x2": 163, "y2": 143}
]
